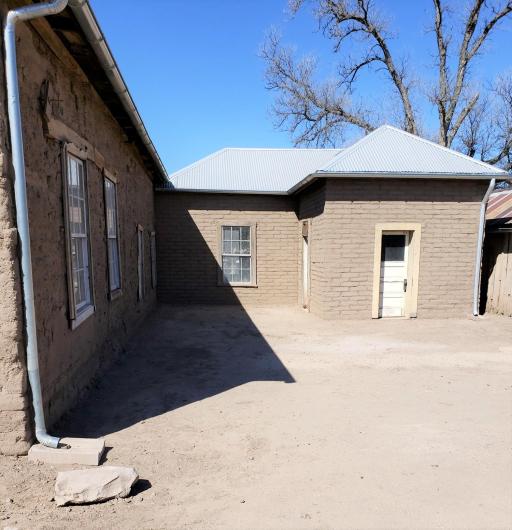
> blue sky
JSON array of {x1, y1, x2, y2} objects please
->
[{"x1": 90, "y1": 0, "x2": 512, "y2": 173}]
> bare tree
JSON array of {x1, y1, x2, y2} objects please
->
[
  {"x1": 262, "y1": 0, "x2": 512, "y2": 167},
  {"x1": 459, "y1": 76, "x2": 512, "y2": 169}
]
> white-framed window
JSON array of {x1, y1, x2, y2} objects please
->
[
  {"x1": 64, "y1": 153, "x2": 94, "y2": 324},
  {"x1": 220, "y1": 225, "x2": 255, "y2": 285},
  {"x1": 137, "y1": 225, "x2": 144, "y2": 301},
  {"x1": 104, "y1": 176, "x2": 121, "y2": 295},
  {"x1": 150, "y1": 231, "x2": 157, "y2": 289}
]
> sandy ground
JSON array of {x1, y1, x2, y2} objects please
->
[{"x1": 1, "y1": 305, "x2": 512, "y2": 530}]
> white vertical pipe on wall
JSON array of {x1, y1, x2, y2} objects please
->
[
  {"x1": 4, "y1": 0, "x2": 68, "y2": 449},
  {"x1": 473, "y1": 178, "x2": 496, "y2": 317}
]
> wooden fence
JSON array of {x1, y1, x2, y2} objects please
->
[{"x1": 481, "y1": 232, "x2": 512, "y2": 316}]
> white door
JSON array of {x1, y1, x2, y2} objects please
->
[
  {"x1": 302, "y1": 235, "x2": 309, "y2": 308},
  {"x1": 379, "y1": 232, "x2": 409, "y2": 317}
]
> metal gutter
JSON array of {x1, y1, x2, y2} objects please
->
[
  {"x1": 4, "y1": 0, "x2": 69, "y2": 450},
  {"x1": 289, "y1": 171, "x2": 506, "y2": 195},
  {"x1": 161, "y1": 170, "x2": 505, "y2": 196},
  {"x1": 155, "y1": 187, "x2": 288, "y2": 196},
  {"x1": 473, "y1": 178, "x2": 496, "y2": 316},
  {"x1": 67, "y1": 0, "x2": 167, "y2": 183}
]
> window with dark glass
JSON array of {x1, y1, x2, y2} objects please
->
[{"x1": 381, "y1": 234, "x2": 406, "y2": 261}]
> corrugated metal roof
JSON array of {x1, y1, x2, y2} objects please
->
[
  {"x1": 160, "y1": 125, "x2": 508, "y2": 195},
  {"x1": 487, "y1": 190, "x2": 512, "y2": 220},
  {"x1": 321, "y1": 125, "x2": 506, "y2": 177},
  {"x1": 486, "y1": 189, "x2": 512, "y2": 232},
  {"x1": 163, "y1": 148, "x2": 342, "y2": 194}
]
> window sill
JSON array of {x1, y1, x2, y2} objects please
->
[
  {"x1": 109, "y1": 288, "x2": 123, "y2": 301},
  {"x1": 218, "y1": 282, "x2": 258, "y2": 288},
  {"x1": 71, "y1": 305, "x2": 95, "y2": 330}
]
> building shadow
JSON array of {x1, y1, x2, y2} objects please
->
[{"x1": 57, "y1": 194, "x2": 295, "y2": 438}]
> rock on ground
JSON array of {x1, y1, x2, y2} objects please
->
[{"x1": 54, "y1": 466, "x2": 138, "y2": 506}]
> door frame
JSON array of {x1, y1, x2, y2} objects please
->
[
  {"x1": 371, "y1": 223, "x2": 422, "y2": 319},
  {"x1": 378, "y1": 230, "x2": 409, "y2": 318},
  {"x1": 301, "y1": 220, "x2": 310, "y2": 309}
]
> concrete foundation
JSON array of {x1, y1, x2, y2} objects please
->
[{"x1": 28, "y1": 437, "x2": 105, "y2": 466}]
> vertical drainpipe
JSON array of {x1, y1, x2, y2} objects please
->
[
  {"x1": 472, "y1": 178, "x2": 496, "y2": 317},
  {"x1": 4, "y1": 0, "x2": 69, "y2": 448}
]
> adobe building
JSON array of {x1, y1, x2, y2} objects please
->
[
  {"x1": 156, "y1": 126, "x2": 506, "y2": 320},
  {"x1": 0, "y1": 0, "x2": 508, "y2": 459},
  {"x1": 0, "y1": 0, "x2": 166, "y2": 455}
]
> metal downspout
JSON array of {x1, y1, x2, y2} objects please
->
[
  {"x1": 472, "y1": 178, "x2": 496, "y2": 317},
  {"x1": 4, "y1": 0, "x2": 68, "y2": 448}
]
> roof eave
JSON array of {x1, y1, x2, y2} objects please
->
[
  {"x1": 155, "y1": 187, "x2": 289, "y2": 196},
  {"x1": 289, "y1": 171, "x2": 510, "y2": 195},
  {"x1": 49, "y1": 0, "x2": 168, "y2": 183}
]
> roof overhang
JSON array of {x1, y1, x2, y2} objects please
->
[
  {"x1": 288, "y1": 171, "x2": 510, "y2": 195},
  {"x1": 155, "y1": 186, "x2": 288, "y2": 196},
  {"x1": 40, "y1": 0, "x2": 168, "y2": 184}
]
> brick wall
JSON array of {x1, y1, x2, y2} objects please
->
[
  {"x1": 299, "y1": 178, "x2": 488, "y2": 319},
  {"x1": 155, "y1": 192, "x2": 299, "y2": 305}
]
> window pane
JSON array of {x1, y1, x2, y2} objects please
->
[
  {"x1": 223, "y1": 226, "x2": 231, "y2": 242},
  {"x1": 241, "y1": 227, "x2": 250, "y2": 240},
  {"x1": 75, "y1": 238, "x2": 84, "y2": 269},
  {"x1": 231, "y1": 241, "x2": 240, "y2": 254},
  {"x1": 108, "y1": 239, "x2": 120, "y2": 291},
  {"x1": 105, "y1": 179, "x2": 117, "y2": 238},
  {"x1": 231, "y1": 226, "x2": 240, "y2": 241},
  {"x1": 240, "y1": 240, "x2": 250, "y2": 254},
  {"x1": 231, "y1": 267, "x2": 241, "y2": 282},
  {"x1": 71, "y1": 238, "x2": 78, "y2": 272},
  {"x1": 223, "y1": 241, "x2": 231, "y2": 254},
  {"x1": 222, "y1": 256, "x2": 235, "y2": 269},
  {"x1": 73, "y1": 270, "x2": 80, "y2": 305},
  {"x1": 381, "y1": 234, "x2": 406, "y2": 262}
]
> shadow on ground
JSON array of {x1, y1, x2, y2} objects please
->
[{"x1": 58, "y1": 305, "x2": 294, "y2": 438}]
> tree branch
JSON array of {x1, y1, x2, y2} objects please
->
[
  {"x1": 320, "y1": 0, "x2": 418, "y2": 133},
  {"x1": 442, "y1": 0, "x2": 512, "y2": 145},
  {"x1": 261, "y1": 31, "x2": 374, "y2": 145}
]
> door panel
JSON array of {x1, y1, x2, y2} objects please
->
[{"x1": 379, "y1": 233, "x2": 408, "y2": 317}]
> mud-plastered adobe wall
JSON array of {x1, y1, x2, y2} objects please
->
[{"x1": 0, "y1": 6, "x2": 157, "y2": 454}]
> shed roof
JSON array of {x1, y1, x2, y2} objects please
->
[
  {"x1": 161, "y1": 125, "x2": 508, "y2": 195},
  {"x1": 487, "y1": 189, "x2": 512, "y2": 220},
  {"x1": 486, "y1": 189, "x2": 512, "y2": 232}
]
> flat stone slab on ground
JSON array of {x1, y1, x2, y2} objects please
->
[
  {"x1": 28, "y1": 437, "x2": 105, "y2": 466},
  {"x1": 55, "y1": 466, "x2": 138, "y2": 506}
]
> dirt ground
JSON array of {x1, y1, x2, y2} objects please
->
[{"x1": 1, "y1": 305, "x2": 512, "y2": 530}]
